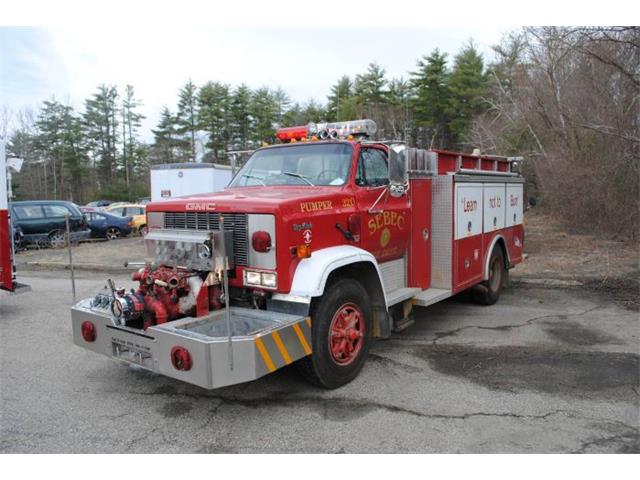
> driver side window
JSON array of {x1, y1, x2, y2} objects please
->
[{"x1": 356, "y1": 148, "x2": 389, "y2": 187}]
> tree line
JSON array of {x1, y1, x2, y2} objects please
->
[{"x1": 3, "y1": 27, "x2": 638, "y2": 238}]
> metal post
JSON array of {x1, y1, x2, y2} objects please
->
[
  {"x1": 65, "y1": 214, "x2": 76, "y2": 302},
  {"x1": 219, "y1": 215, "x2": 233, "y2": 370}
]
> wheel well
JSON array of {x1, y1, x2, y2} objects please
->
[
  {"x1": 494, "y1": 237, "x2": 510, "y2": 269},
  {"x1": 316, "y1": 261, "x2": 390, "y2": 338}
]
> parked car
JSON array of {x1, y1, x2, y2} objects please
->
[
  {"x1": 10, "y1": 200, "x2": 91, "y2": 248},
  {"x1": 84, "y1": 211, "x2": 134, "y2": 240},
  {"x1": 85, "y1": 200, "x2": 115, "y2": 209},
  {"x1": 104, "y1": 203, "x2": 147, "y2": 234}
]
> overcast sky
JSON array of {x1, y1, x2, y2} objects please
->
[{"x1": 1, "y1": 26, "x2": 512, "y2": 140}]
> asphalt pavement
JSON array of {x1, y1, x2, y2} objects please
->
[{"x1": 1, "y1": 270, "x2": 638, "y2": 453}]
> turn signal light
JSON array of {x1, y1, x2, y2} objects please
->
[
  {"x1": 296, "y1": 244, "x2": 312, "y2": 259},
  {"x1": 275, "y1": 125, "x2": 309, "y2": 142},
  {"x1": 81, "y1": 321, "x2": 96, "y2": 342},
  {"x1": 170, "y1": 346, "x2": 192, "y2": 371},
  {"x1": 252, "y1": 231, "x2": 272, "y2": 252}
]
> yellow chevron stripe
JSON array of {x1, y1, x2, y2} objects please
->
[
  {"x1": 271, "y1": 331, "x2": 292, "y2": 365},
  {"x1": 293, "y1": 323, "x2": 312, "y2": 356},
  {"x1": 256, "y1": 337, "x2": 276, "y2": 372}
]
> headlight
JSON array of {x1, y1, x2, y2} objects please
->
[
  {"x1": 244, "y1": 270, "x2": 277, "y2": 289},
  {"x1": 261, "y1": 273, "x2": 277, "y2": 288},
  {"x1": 245, "y1": 271, "x2": 262, "y2": 286}
]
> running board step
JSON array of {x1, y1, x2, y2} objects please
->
[
  {"x1": 412, "y1": 288, "x2": 452, "y2": 307},
  {"x1": 386, "y1": 288, "x2": 421, "y2": 306}
]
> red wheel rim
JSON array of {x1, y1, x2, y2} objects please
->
[{"x1": 328, "y1": 303, "x2": 365, "y2": 366}]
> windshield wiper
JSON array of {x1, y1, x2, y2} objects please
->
[
  {"x1": 283, "y1": 171, "x2": 315, "y2": 186},
  {"x1": 241, "y1": 174, "x2": 266, "y2": 186}
]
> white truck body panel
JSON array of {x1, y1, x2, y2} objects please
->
[
  {"x1": 454, "y1": 183, "x2": 483, "y2": 240},
  {"x1": 150, "y1": 164, "x2": 232, "y2": 202},
  {"x1": 506, "y1": 184, "x2": 524, "y2": 227},
  {"x1": 483, "y1": 184, "x2": 506, "y2": 233}
]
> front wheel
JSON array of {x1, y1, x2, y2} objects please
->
[{"x1": 296, "y1": 278, "x2": 372, "y2": 389}]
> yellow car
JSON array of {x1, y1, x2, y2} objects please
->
[{"x1": 105, "y1": 204, "x2": 147, "y2": 235}]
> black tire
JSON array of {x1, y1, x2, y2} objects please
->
[
  {"x1": 138, "y1": 224, "x2": 148, "y2": 236},
  {"x1": 105, "y1": 227, "x2": 121, "y2": 241},
  {"x1": 472, "y1": 246, "x2": 508, "y2": 305},
  {"x1": 48, "y1": 230, "x2": 66, "y2": 249},
  {"x1": 296, "y1": 278, "x2": 373, "y2": 389}
]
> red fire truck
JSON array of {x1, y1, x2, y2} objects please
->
[
  {"x1": 71, "y1": 120, "x2": 524, "y2": 389},
  {"x1": 0, "y1": 140, "x2": 29, "y2": 294}
]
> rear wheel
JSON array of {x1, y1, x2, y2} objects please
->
[
  {"x1": 48, "y1": 230, "x2": 66, "y2": 249},
  {"x1": 105, "y1": 227, "x2": 121, "y2": 241},
  {"x1": 296, "y1": 278, "x2": 372, "y2": 389},
  {"x1": 138, "y1": 224, "x2": 148, "y2": 236},
  {"x1": 472, "y1": 246, "x2": 507, "y2": 305}
]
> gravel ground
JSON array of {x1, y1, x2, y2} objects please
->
[{"x1": 1, "y1": 270, "x2": 638, "y2": 453}]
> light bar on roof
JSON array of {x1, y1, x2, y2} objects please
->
[
  {"x1": 314, "y1": 119, "x2": 377, "y2": 139},
  {"x1": 274, "y1": 119, "x2": 377, "y2": 143}
]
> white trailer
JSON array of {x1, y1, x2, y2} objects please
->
[{"x1": 150, "y1": 163, "x2": 233, "y2": 202}]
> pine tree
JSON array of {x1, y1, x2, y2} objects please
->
[
  {"x1": 386, "y1": 76, "x2": 412, "y2": 140},
  {"x1": 61, "y1": 108, "x2": 89, "y2": 202},
  {"x1": 34, "y1": 100, "x2": 88, "y2": 201},
  {"x1": 282, "y1": 100, "x2": 326, "y2": 126},
  {"x1": 176, "y1": 80, "x2": 199, "y2": 161},
  {"x1": 249, "y1": 87, "x2": 278, "y2": 145},
  {"x1": 83, "y1": 85, "x2": 119, "y2": 185},
  {"x1": 354, "y1": 63, "x2": 388, "y2": 105},
  {"x1": 121, "y1": 85, "x2": 145, "y2": 193},
  {"x1": 327, "y1": 76, "x2": 353, "y2": 121},
  {"x1": 273, "y1": 87, "x2": 290, "y2": 127},
  {"x1": 229, "y1": 84, "x2": 252, "y2": 150},
  {"x1": 447, "y1": 42, "x2": 488, "y2": 147},
  {"x1": 151, "y1": 107, "x2": 183, "y2": 164},
  {"x1": 198, "y1": 81, "x2": 231, "y2": 161},
  {"x1": 410, "y1": 49, "x2": 452, "y2": 148}
]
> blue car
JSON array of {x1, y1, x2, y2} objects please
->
[{"x1": 83, "y1": 211, "x2": 134, "y2": 240}]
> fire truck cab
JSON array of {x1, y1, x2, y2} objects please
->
[{"x1": 71, "y1": 120, "x2": 524, "y2": 390}]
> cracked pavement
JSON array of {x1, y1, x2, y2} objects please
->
[{"x1": 1, "y1": 270, "x2": 638, "y2": 453}]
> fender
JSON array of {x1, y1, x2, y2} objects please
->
[
  {"x1": 483, "y1": 234, "x2": 511, "y2": 280},
  {"x1": 286, "y1": 245, "x2": 387, "y2": 310}
]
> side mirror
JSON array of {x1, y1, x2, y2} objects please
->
[{"x1": 388, "y1": 144, "x2": 408, "y2": 198}]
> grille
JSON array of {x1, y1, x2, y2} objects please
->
[{"x1": 163, "y1": 212, "x2": 249, "y2": 266}]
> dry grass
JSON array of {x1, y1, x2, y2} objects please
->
[{"x1": 518, "y1": 208, "x2": 639, "y2": 281}]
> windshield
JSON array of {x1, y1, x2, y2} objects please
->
[{"x1": 229, "y1": 143, "x2": 353, "y2": 187}]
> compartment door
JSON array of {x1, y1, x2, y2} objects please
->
[
  {"x1": 455, "y1": 183, "x2": 483, "y2": 240},
  {"x1": 483, "y1": 184, "x2": 506, "y2": 233},
  {"x1": 506, "y1": 184, "x2": 524, "y2": 227},
  {"x1": 454, "y1": 183, "x2": 483, "y2": 290}
]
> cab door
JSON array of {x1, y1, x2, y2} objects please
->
[{"x1": 354, "y1": 146, "x2": 410, "y2": 263}]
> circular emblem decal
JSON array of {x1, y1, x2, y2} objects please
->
[
  {"x1": 303, "y1": 229, "x2": 312, "y2": 244},
  {"x1": 178, "y1": 171, "x2": 184, "y2": 178},
  {"x1": 380, "y1": 228, "x2": 391, "y2": 248}
]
